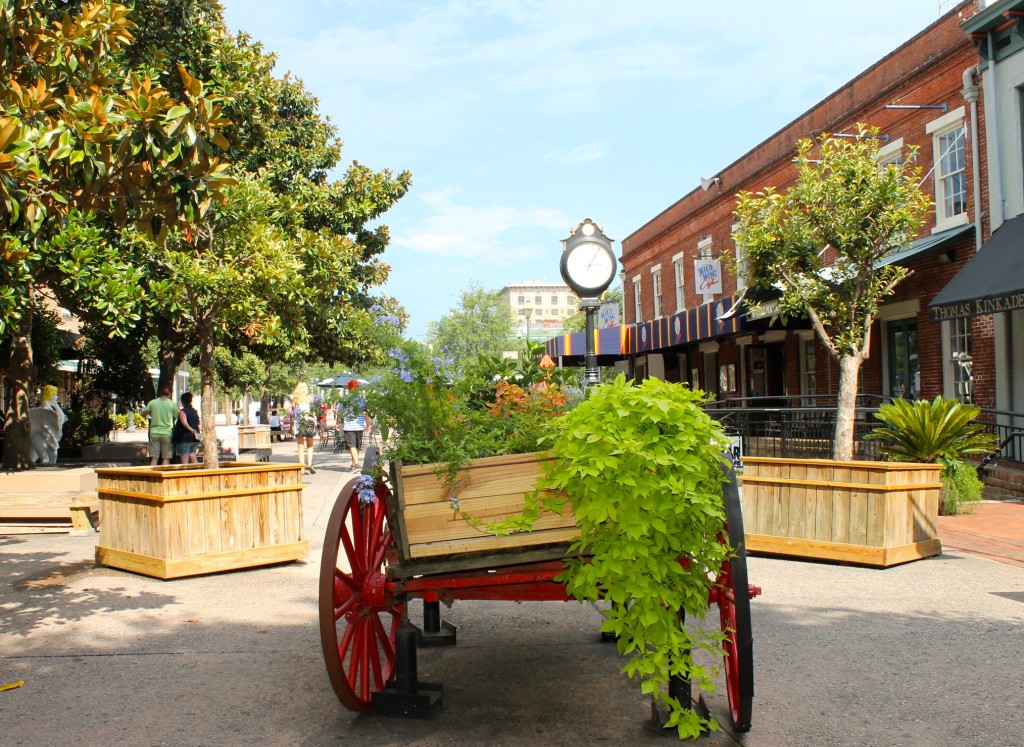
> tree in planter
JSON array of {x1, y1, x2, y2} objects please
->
[
  {"x1": 866, "y1": 396, "x2": 998, "y2": 514},
  {"x1": 0, "y1": 1, "x2": 233, "y2": 469},
  {"x1": 733, "y1": 124, "x2": 931, "y2": 461}
]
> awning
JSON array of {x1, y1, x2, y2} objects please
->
[
  {"x1": 316, "y1": 373, "x2": 368, "y2": 388},
  {"x1": 631, "y1": 294, "x2": 747, "y2": 354},
  {"x1": 544, "y1": 325, "x2": 630, "y2": 360},
  {"x1": 929, "y1": 214, "x2": 1024, "y2": 320},
  {"x1": 877, "y1": 223, "x2": 974, "y2": 268}
]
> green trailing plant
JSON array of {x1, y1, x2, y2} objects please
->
[
  {"x1": 540, "y1": 376, "x2": 733, "y2": 738},
  {"x1": 464, "y1": 376, "x2": 734, "y2": 737},
  {"x1": 866, "y1": 396, "x2": 998, "y2": 514}
]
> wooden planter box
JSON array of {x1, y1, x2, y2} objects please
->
[
  {"x1": 238, "y1": 425, "x2": 272, "y2": 450},
  {"x1": 739, "y1": 457, "x2": 943, "y2": 567},
  {"x1": 95, "y1": 462, "x2": 307, "y2": 579},
  {"x1": 389, "y1": 452, "x2": 578, "y2": 562}
]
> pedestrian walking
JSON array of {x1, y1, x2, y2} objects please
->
[{"x1": 341, "y1": 380, "x2": 371, "y2": 469}]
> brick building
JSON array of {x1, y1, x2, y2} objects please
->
[{"x1": 620, "y1": 2, "x2": 997, "y2": 418}]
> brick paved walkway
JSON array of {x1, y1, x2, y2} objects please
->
[{"x1": 937, "y1": 500, "x2": 1024, "y2": 568}]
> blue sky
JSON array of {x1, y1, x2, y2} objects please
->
[{"x1": 220, "y1": 0, "x2": 954, "y2": 340}]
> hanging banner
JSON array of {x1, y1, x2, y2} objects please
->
[
  {"x1": 693, "y1": 259, "x2": 722, "y2": 295},
  {"x1": 598, "y1": 303, "x2": 620, "y2": 328}
]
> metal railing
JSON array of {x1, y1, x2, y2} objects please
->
[
  {"x1": 704, "y1": 400, "x2": 885, "y2": 461},
  {"x1": 975, "y1": 408, "x2": 1024, "y2": 464},
  {"x1": 703, "y1": 396, "x2": 1024, "y2": 466}
]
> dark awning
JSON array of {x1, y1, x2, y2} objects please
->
[
  {"x1": 877, "y1": 223, "x2": 974, "y2": 268},
  {"x1": 929, "y1": 214, "x2": 1024, "y2": 321}
]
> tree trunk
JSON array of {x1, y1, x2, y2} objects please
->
[
  {"x1": 198, "y1": 317, "x2": 219, "y2": 469},
  {"x1": 260, "y1": 390, "x2": 270, "y2": 424},
  {"x1": 2, "y1": 308, "x2": 37, "y2": 470},
  {"x1": 833, "y1": 354, "x2": 864, "y2": 462}
]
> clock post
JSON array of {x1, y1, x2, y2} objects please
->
[{"x1": 559, "y1": 219, "x2": 617, "y2": 388}]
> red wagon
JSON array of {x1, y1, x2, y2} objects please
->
[{"x1": 318, "y1": 457, "x2": 760, "y2": 732}]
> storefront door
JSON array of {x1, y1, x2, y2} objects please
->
[{"x1": 887, "y1": 318, "x2": 919, "y2": 400}]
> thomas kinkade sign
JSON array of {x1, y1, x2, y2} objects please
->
[{"x1": 930, "y1": 292, "x2": 1024, "y2": 321}]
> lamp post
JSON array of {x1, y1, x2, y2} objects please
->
[
  {"x1": 559, "y1": 219, "x2": 616, "y2": 388},
  {"x1": 523, "y1": 304, "x2": 533, "y2": 355}
]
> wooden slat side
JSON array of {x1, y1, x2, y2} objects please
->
[
  {"x1": 409, "y1": 527, "x2": 581, "y2": 558},
  {"x1": 403, "y1": 493, "x2": 575, "y2": 545}
]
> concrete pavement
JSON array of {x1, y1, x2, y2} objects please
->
[{"x1": 2, "y1": 444, "x2": 1024, "y2": 746}]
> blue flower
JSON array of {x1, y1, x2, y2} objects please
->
[
  {"x1": 359, "y1": 488, "x2": 377, "y2": 505},
  {"x1": 378, "y1": 315, "x2": 401, "y2": 327},
  {"x1": 399, "y1": 370, "x2": 414, "y2": 383},
  {"x1": 449, "y1": 495, "x2": 461, "y2": 511},
  {"x1": 369, "y1": 304, "x2": 385, "y2": 312},
  {"x1": 357, "y1": 474, "x2": 375, "y2": 489}
]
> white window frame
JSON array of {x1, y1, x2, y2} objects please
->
[
  {"x1": 798, "y1": 331, "x2": 816, "y2": 403},
  {"x1": 926, "y1": 107, "x2": 969, "y2": 232},
  {"x1": 672, "y1": 251, "x2": 686, "y2": 312},
  {"x1": 876, "y1": 136, "x2": 905, "y2": 168},
  {"x1": 632, "y1": 275, "x2": 642, "y2": 323},
  {"x1": 731, "y1": 223, "x2": 746, "y2": 291},
  {"x1": 651, "y1": 264, "x2": 663, "y2": 318}
]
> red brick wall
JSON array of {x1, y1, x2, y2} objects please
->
[{"x1": 621, "y1": 2, "x2": 992, "y2": 404}]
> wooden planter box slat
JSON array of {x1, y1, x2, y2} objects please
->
[
  {"x1": 238, "y1": 425, "x2": 272, "y2": 450},
  {"x1": 740, "y1": 457, "x2": 942, "y2": 567},
  {"x1": 389, "y1": 451, "x2": 578, "y2": 562},
  {"x1": 95, "y1": 462, "x2": 307, "y2": 579}
]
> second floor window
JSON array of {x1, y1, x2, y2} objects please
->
[
  {"x1": 673, "y1": 257, "x2": 685, "y2": 312},
  {"x1": 632, "y1": 277, "x2": 642, "y2": 323},
  {"x1": 927, "y1": 108, "x2": 968, "y2": 230},
  {"x1": 936, "y1": 125, "x2": 967, "y2": 221},
  {"x1": 652, "y1": 269, "x2": 663, "y2": 318}
]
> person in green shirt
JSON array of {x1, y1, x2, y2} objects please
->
[{"x1": 144, "y1": 385, "x2": 178, "y2": 465}]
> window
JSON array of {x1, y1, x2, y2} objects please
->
[
  {"x1": 567, "y1": 296, "x2": 576, "y2": 306},
  {"x1": 551, "y1": 295, "x2": 558, "y2": 305},
  {"x1": 535, "y1": 295, "x2": 542, "y2": 305},
  {"x1": 517, "y1": 295, "x2": 525, "y2": 304},
  {"x1": 672, "y1": 253, "x2": 685, "y2": 312},
  {"x1": 632, "y1": 276, "x2": 642, "y2": 323},
  {"x1": 651, "y1": 266, "x2": 663, "y2": 318},
  {"x1": 950, "y1": 317, "x2": 973, "y2": 403},
  {"x1": 927, "y1": 107, "x2": 968, "y2": 230},
  {"x1": 800, "y1": 336, "x2": 816, "y2": 400},
  {"x1": 731, "y1": 223, "x2": 746, "y2": 291}
]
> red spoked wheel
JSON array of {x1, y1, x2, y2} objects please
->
[
  {"x1": 318, "y1": 476, "x2": 401, "y2": 710},
  {"x1": 716, "y1": 470, "x2": 755, "y2": 732}
]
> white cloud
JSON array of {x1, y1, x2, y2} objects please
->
[{"x1": 392, "y1": 189, "x2": 570, "y2": 262}]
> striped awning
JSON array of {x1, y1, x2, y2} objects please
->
[{"x1": 630, "y1": 294, "x2": 746, "y2": 354}]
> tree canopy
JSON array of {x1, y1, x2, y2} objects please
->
[
  {"x1": 427, "y1": 282, "x2": 515, "y2": 366},
  {"x1": 734, "y1": 124, "x2": 931, "y2": 460}
]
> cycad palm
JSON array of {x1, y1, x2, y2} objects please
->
[{"x1": 867, "y1": 396, "x2": 997, "y2": 464}]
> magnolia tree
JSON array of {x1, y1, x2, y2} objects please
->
[
  {"x1": 0, "y1": 1, "x2": 233, "y2": 469},
  {"x1": 733, "y1": 124, "x2": 931, "y2": 461}
]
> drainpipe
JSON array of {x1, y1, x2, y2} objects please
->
[
  {"x1": 986, "y1": 32, "x2": 1004, "y2": 232},
  {"x1": 962, "y1": 65, "x2": 983, "y2": 252}
]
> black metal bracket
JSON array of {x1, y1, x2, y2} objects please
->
[
  {"x1": 371, "y1": 614, "x2": 443, "y2": 717},
  {"x1": 418, "y1": 599, "x2": 457, "y2": 647}
]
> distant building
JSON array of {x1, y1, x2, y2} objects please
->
[{"x1": 500, "y1": 280, "x2": 577, "y2": 340}]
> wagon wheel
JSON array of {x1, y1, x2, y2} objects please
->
[
  {"x1": 717, "y1": 469, "x2": 754, "y2": 732},
  {"x1": 319, "y1": 476, "x2": 401, "y2": 711}
]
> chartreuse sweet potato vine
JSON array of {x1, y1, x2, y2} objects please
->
[{"x1": 469, "y1": 375, "x2": 733, "y2": 738}]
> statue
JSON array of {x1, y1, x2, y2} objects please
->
[{"x1": 29, "y1": 385, "x2": 67, "y2": 466}]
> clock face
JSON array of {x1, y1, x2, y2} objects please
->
[{"x1": 564, "y1": 241, "x2": 615, "y2": 294}]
